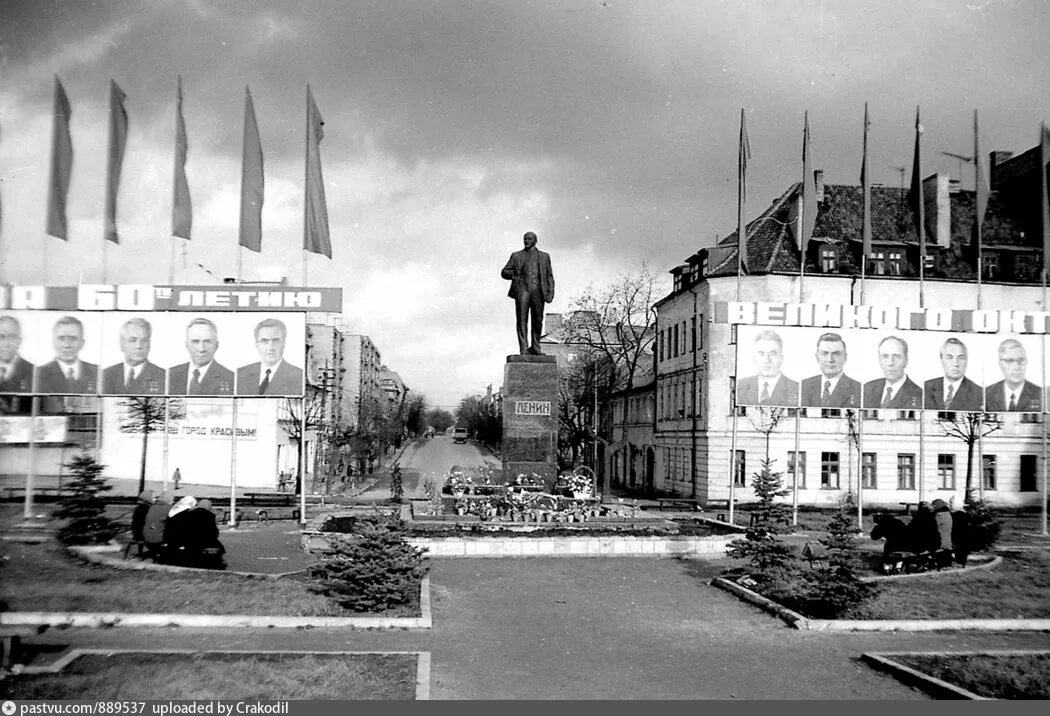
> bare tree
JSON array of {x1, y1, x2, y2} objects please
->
[
  {"x1": 558, "y1": 354, "x2": 602, "y2": 468},
  {"x1": 280, "y1": 386, "x2": 328, "y2": 493},
  {"x1": 747, "y1": 406, "x2": 786, "y2": 464},
  {"x1": 938, "y1": 412, "x2": 1002, "y2": 499},
  {"x1": 119, "y1": 397, "x2": 186, "y2": 494},
  {"x1": 565, "y1": 265, "x2": 661, "y2": 483}
]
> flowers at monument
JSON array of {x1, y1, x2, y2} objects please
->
[{"x1": 567, "y1": 473, "x2": 593, "y2": 494}]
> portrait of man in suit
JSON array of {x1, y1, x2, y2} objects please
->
[
  {"x1": 501, "y1": 231, "x2": 555, "y2": 356},
  {"x1": 736, "y1": 329, "x2": 799, "y2": 407},
  {"x1": 168, "y1": 317, "x2": 234, "y2": 396},
  {"x1": 34, "y1": 315, "x2": 98, "y2": 394},
  {"x1": 101, "y1": 317, "x2": 166, "y2": 395},
  {"x1": 924, "y1": 337, "x2": 982, "y2": 411},
  {"x1": 0, "y1": 315, "x2": 35, "y2": 394},
  {"x1": 236, "y1": 318, "x2": 304, "y2": 396},
  {"x1": 862, "y1": 335, "x2": 922, "y2": 410},
  {"x1": 800, "y1": 332, "x2": 861, "y2": 409},
  {"x1": 985, "y1": 338, "x2": 1041, "y2": 412}
]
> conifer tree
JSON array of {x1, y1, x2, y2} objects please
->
[
  {"x1": 54, "y1": 453, "x2": 120, "y2": 545},
  {"x1": 726, "y1": 458, "x2": 796, "y2": 584}
]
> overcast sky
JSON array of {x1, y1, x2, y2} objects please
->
[{"x1": 2, "y1": 0, "x2": 1049, "y2": 410}]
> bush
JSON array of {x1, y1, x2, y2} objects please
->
[
  {"x1": 962, "y1": 491, "x2": 1001, "y2": 553},
  {"x1": 54, "y1": 453, "x2": 121, "y2": 546},
  {"x1": 310, "y1": 514, "x2": 428, "y2": 612}
]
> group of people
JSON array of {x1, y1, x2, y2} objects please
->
[
  {"x1": 131, "y1": 490, "x2": 226, "y2": 569},
  {"x1": 0, "y1": 313, "x2": 303, "y2": 397},
  {"x1": 739, "y1": 330, "x2": 1043, "y2": 412},
  {"x1": 869, "y1": 499, "x2": 971, "y2": 573}
]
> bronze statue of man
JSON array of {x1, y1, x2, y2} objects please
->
[{"x1": 501, "y1": 231, "x2": 555, "y2": 355}]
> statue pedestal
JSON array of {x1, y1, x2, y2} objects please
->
[{"x1": 502, "y1": 355, "x2": 559, "y2": 484}]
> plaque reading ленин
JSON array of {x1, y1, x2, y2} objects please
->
[{"x1": 515, "y1": 400, "x2": 551, "y2": 416}]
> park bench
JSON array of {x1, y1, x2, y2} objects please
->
[
  {"x1": 1, "y1": 625, "x2": 47, "y2": 670},
  {"x1": 899, "y1": 501, "x2": 920, "y2": 516},
  {"x1": 657, "y1": 498, "x2": 702, "y2": 512},
  {"x1": 1, "y1": 486, "x2": 71, "y2": 501}
]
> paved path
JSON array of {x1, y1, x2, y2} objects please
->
[{"x1": 22, "y1": 556, "x2": 1050, "y2": 699}]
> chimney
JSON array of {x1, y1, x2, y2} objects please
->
[
  {"x1": 814, "y1": 170, "x2": 825, "y2": 202},
  {"x1": 922, "y1": 173, "x2": 951, "y2": 249}
]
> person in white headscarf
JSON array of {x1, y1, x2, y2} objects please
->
[{"x1": 162, "y1": 495, "x2": 198, "y2": 565}]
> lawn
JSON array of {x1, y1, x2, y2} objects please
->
[
  {"x1": 842, "y1": 551, "x2": 1050, "y2": 620},
  {"x1": 894, "y1": 653, "x2": 1050, "y2": 699},
  {"x1": 0, "y1": 542, "x2": 420, "y2": 617},
  {"x1": 5, "y1": 652, "x2": 418, "y2": 700}
]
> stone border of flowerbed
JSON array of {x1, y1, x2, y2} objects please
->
[
  {"x1": 406, "y1": 533, "x2": 735, "y2": 558},
  {"x1": 860, "y1": 650, "x2": 1050, "y2": 700},
  {"x1": 710, "y1": 575, "x2": 1050, "y2": 632},
  {"x1": 859, "y1": 554, "x2": 1002, "y2": 582},
  {"x1": 0, "y1": 547, "x2": 432, "y2": 630},
  {"x1": 70, "y1": 543, "x2": 305, "y2": 579},
  {"x1": 17, "y1": 648, "x2": 432, "y2": 700}
]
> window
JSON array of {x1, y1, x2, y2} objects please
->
[
  {"x1": 1016, "y1": 254, "x2": 1039, "y2": 282},
  {"x1": 1020, "y1": 454, "x2": 1038, "y2": 492},
  {"x1": 673, "y1": 324, "x2": 679, "y2": 357},
  {"x1": 821, "y1": 408, "x2": 842, "y2": 418},
  {"x1": 937, "y1": 454, "x2": 955, "y2": 490},
  {"x1": 730, "y1": 324, "x2": 738, "y2": 345},
  {"x1": 821, "y1": 247, "x2": 837, "y2": 272},
  {"x1": 870, "y1": 251, "x2": 885, "y2": 275},
  {"x1": 678, "y1": 381, "x2": 686, "y2": 418},
  {"x1": 982, "y1": 454, "x2": 997, "y2": 490},
  {"x1": 788, "y1": 451, "x2": 807, "y2": 489},
  {"x1": 820, "y1": 452, "x2": 840, "y2": 488},
  {"x1": 681, "y1": 321, "x2": 688, "y2": 354},
  {"x1": 696, "y1": 314, "x2": 704, "y2": 349},
  {"x1": 897, "y1": 453, "x2": 916, "y2": 490},
  {"x1": 733, "y1": 450, "x2": 746, "y2": 486},
  {"x1": 658, "y1": 330, "x2": 664, "y2": 362},
  {"x1": 982, "y1": 253, "x2": 1000, "y2": 281},
  {"x1": 691, "y1": 316, "x2": 697, "y2": 353},
  {"x1": 862, "y1": 452, "x2": 877, "y2": 489},
  {"x1": 888, "y1": 251, "x2": 903, "y2": 276}
]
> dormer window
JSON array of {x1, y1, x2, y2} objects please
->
[{"x1": 820, "y1": 248, "x2": 837, "y2": 273}]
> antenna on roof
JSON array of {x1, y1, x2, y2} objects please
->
[{"x1": 941, "y1": 151, "x2": 974, "y2": 180}]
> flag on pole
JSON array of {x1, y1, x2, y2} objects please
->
[
  {"x1": 793, "y1": 111, "x2": 818, "y2": 254},
  {"x1": 239, "y1": 86, "x2": 264, "y2": 253},
  {"x1": 304, "y1": 85, "x2": 331, "y2": 258},
  {"x1": 974, "y1": 110, "x2": 989, "y2": 238},
  {"x1": 104, "y1": 80, "x2": 128, "y2": 244},
  {"x1": 861, "y1": 103, "x2": 872, "y2": 261},
  {"x1": 46, "y1": 76, "x2": 73, "y2": 240},
  {"x1": 737, "y1": 108, "x2": 750, "y2": 275},
  {"x1": 910, "y1": 107, "x2": 926, "y2": 263},
  {"x1": 1041, "y1": 121, "x2": 1050, "y2": 279},
  {"x1": 172, "y1": 75, "x2": 192, "y2": 239}
]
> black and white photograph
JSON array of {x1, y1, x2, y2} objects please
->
[{"x1": 2, "y1": 0, "x2": 1049, "y2": 703}]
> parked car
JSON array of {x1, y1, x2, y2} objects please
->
[{"x1": 452, "y1": 427, "x2": 469, "y2": 444}]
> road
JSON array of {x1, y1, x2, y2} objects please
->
[{"x1": 353, "y1": 436, "x2": 501, "y2": 502}]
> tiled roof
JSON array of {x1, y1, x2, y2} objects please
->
[{"x1": 706, "y1": 182, "x2": 1033, "y2": 275}]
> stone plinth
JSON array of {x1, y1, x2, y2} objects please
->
[{"x1": 502, "y1": 355, "x2": 559, "y2": 483}]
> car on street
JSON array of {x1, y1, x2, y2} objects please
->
[{"x1": 452, "y1": 427, "x2": 468, "y2": 443}]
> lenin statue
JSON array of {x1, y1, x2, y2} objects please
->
[{"x1": 501, "y1": 231, "x2": 555, "y2": 355}]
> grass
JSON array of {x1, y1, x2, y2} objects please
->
[
  {"x1": 894, "y1": 653, "x2": 1050, "y2": 699},
  {"x1": 5, "y1": 652, "x2": 418, "y2": 700},
  {"x1": 0, "y1": 542, "x2": 420, "y2": 617},
  {"x1": 839, "y1": 551, "x2": 1050, "y2": 620}
]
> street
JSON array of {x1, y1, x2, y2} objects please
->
[{"x1": 354, "y1": 436, "x2": 501, "y2": 502}]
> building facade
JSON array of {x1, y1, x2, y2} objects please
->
[{"x1": 653, "y1": 144, "x2": 1050, "y2": 508}]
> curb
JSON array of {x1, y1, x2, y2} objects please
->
[
  {"x1": 859, "y1": 554, "x2": 1001, "y2": 583},
  {"x1": 19, "y1": 648, "x2": 432, "y2": 700},
  {"x1": 860, "y1": 649, "x2": 1049, "y2": 700},
  {"x1": 0, "y1": 575, "x2": 432, "y2": 630},
  {"x1": 710, "y1": 577, "x2": 1050, "y2": 632}
]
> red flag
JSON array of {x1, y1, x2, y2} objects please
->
[
  {"x1": 104, "y1": 80, "x2": 128, "y2": 244},
  {"x1": 46, "y1": 76, "x2": 73, "y2": 240},
  {"x1": 861, "y1": 103, "x2": 872, "y2": 260},
  {"x1": 792, "y1": 112, "x2": 818, "y2": 254},
  {"x1": 737, "y1": 108, "x2": 750, "y2": 275},
  {"x1": 910, "y1": 107, "x2": 926, "y2": 263},
  {"x1": 1042, "y1": 121, "x2": 1050, "y2": 279},
  {"x1": 239, "y1": 87, "x2": 264, "y2": 253},
  {"x1": 172, "y1": 75, "x2": 192, "y2": 239},
  {"x1": 304, "y1": 85, "x2": 331, "y2": 258}
]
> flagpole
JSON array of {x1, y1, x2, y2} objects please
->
[
  {"x1": 792, "y1": 412, "x2": 800, "y2": 526},
  {"x1": 861, "y1": 103, "x2": 871, "y2": 305},
  {"x1": 915, "y1": 107, "x2": 926, "y2": 309},
  {"x1": 304, "y1": 86, "x2": 310, "y2": 289},
  {"x1": 728, "y1": 411, "x2": 738, "y2": 525},
  {"x1": 24, "y1": 397, "x2": 39, "y2": 520},
  {"x1": 737, "y1": 108, "x2": 747, "y2": 302},
  {"x1": 1043, "y1": 269, "x2": 1048, "y2": 536},
  {"x1": 229, "y1": 398, "x2": 238, "y2": 527},
  {"x1": 975, "y1": 110, "x2": 984, "y2": 310},
  {"x1": 857, "y1": 410, "x2": 864, "y2": 530}
]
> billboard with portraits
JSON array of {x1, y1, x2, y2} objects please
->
[
  {"x1": 735, "y1": 324, "x2": 1046, "y2": 413},
  {"x1": 0, "y1": 311, "x2": 306, "y2": 398}
]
